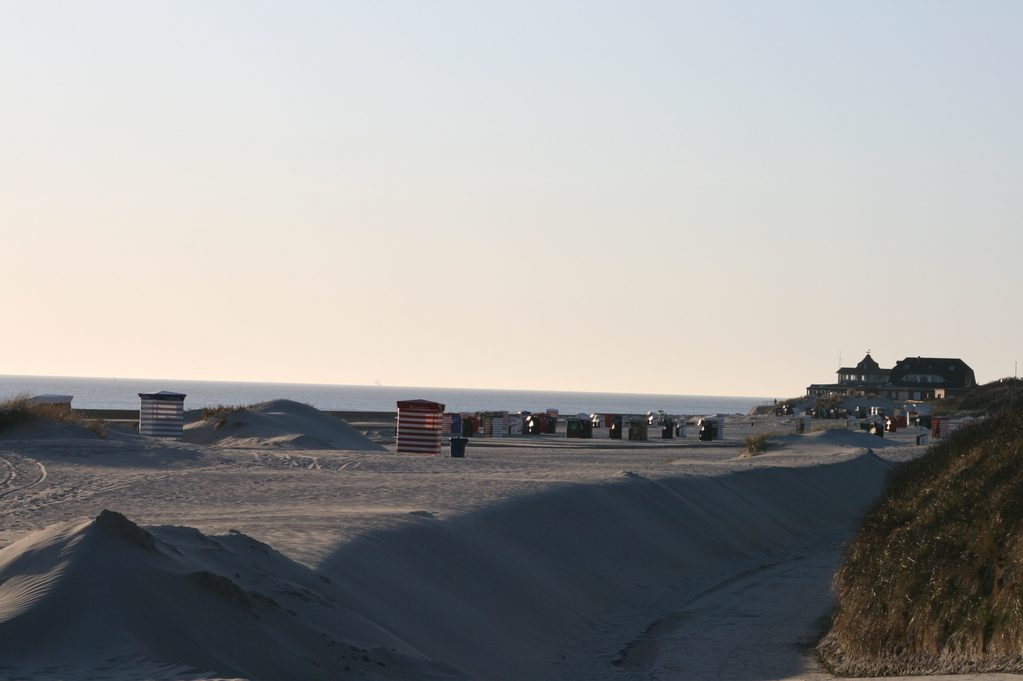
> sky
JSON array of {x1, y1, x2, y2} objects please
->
[{"x1": 1, "y1": 2, "x2": 1021, "y2": 399}]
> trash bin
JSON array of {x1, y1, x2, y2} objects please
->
[{"x1": 450, "y1": 437, "x2": 468, "y2": 458}]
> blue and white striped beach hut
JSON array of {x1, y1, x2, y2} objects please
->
[{"x1": 138, "y1": 391, "x2": 186, "y2": 440}]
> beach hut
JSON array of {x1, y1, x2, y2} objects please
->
[
  {"x1": 628, "y1": 420, "x2": 648, "y2": 441},
  {"x1": 609, "y1": 415, "x2": 623, "y2": 439},
  {"x1": 931, "y1": 417, "x2": 950, "y2": 439},
  {"x1": 138, "y1": 391, "x2": 186, "y2": 440},
  {"x1": 566, "y1": 418, "x2": 593, "y2": 439},
  {"x1": 795, "y1": 415, "x2": 811, "y2": 434},
  {"x1": 460, "y1": 414, "x2": 479, "y2": 437},
  {"x1": 28, "y1": 394, "x2": 73, "y2": 413},
  {"x1": 698, "y1": 416, "x2": 724, "y2": 440},
  {"x1": 441, "y1": 413, "x2": 462, "y2": 437},
  {"x1": 481, "y1": 411, "x2": 508, "y2": 438},
  {"x1": 397, "y1": 399, "x2": 445, "y2": 454}
]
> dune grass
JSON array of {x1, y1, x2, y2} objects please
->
[
  {"x1": 0, "y1": 394, "x2": 106, "y2": 436},
  {"x1": 932, "y1": 377, "x2": 1023, "y2": 417},
  {"x1": 742, "y1": 431, "x2": 773, "y2": 456},
  {"x1": 200, "y1": 404, "x2": 253, "y2": 430},
  {"x1": 818, "y1": 407, "x2": 1023, "y2": 676}
]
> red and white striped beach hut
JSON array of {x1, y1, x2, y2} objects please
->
[{"x1": 396, "y1": 399, "x2": 446, "y2": 455}]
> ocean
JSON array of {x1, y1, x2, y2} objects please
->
[{"x1": 0, "y1": 375, "x2": 771, "y2": 416}]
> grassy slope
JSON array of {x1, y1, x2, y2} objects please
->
[
  {"x1": 818, "y1": 408, "x2": 1023, "y2": 676},
  {"x1": 931, "y1": 378, "x2": 1023, "y2": 416},
  {"x1": 0, "y1": 395, "x2": 103, "y2": 435}
]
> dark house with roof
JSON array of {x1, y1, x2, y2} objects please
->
[
  {"x1": 807, "y1": 353, "x2": 976, "y2": 401},
  {"x1": 835, "y1": 354, "x2": 890, "y2": 386}
]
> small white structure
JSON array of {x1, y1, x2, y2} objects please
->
[
  {"x1": 795, "y1": 415, "x2": 812, "y2": 434},
  {"x1": 138, "y1": 391, "x2": 186, "y2": 440},
  {"x1": 28, "y1": 394, "x2": 73, "y2": 411}
]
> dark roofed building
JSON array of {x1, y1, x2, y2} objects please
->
[
  {"x1": 807, "y1": 353, "x2": 976, "y2": 400},
  {"x1": 890, "y1": 357, "x2": 976, "y2": 398},
  {"x1": 836, "y1": 353, "x2": 891, "y2": 386}
]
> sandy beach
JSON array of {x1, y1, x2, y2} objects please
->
[{"x1": 0, "y1": 407, "x2": 1011, "y2": 681}]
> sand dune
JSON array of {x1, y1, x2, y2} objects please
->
[
  {"x1": 317, "y1": 453, "x2": 891, "y2": 680},
  {"x1": 0, "y1": 421, "x2": 100, "y2": 440},
  {"x1": 0, "y1": 415, "x2": 951, "y2": 681},
  {"x1": 1, "y1": 450, "x2": 891, "y2": 680},
  {"x1": 0, "y1": 510, "x2": 465, "y2": 681},
  {"x1": 183, "y1": 399, "x2": 386, "y2": 451}
]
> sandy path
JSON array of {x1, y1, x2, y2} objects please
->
[{"x1": 632, "y1": 548, "x2": 840, "y2": 680}]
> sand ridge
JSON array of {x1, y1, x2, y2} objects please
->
[{"x1": 183, "y1": 399, "x2": 386, "y2": 451}]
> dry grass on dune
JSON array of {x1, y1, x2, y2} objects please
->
[
  {"x1": 932, "y1": 377, "x2": 1023, "y2": 417},
  {"x1": 742, "y1": 431, "x2": 774, "y2": 456},
  {"x1": 200, "y1": 404, "x2": 252, "y2": 430},
  {"x1": 0, "y1": 394, "x2": 107, "y2": 436},
  {"x1": 818, "y1": 408, "x2": 1023, "y2": 676}
]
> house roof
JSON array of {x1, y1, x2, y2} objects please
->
[
  {"x1": 837, "y1": 353, "x2": 889, "y2": 375},
  {"x1": 396, "y1": 399, "x2": 446, "y2": 412},
  {"x1": 890, "y1": 357, "x2": 976, "y2": 389}
]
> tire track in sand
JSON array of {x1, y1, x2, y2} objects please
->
[{"x1": 0, "y1": 454, "x2": 47, "y2": 500}]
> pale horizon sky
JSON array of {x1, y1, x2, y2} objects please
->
[{"x1": 2, "y1": 2, "x2": 1021, "y2": 399}]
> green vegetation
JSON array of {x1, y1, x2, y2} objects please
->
[
  {"x1": 932, "y1": 378, "x2": 1023, "y2": 417},
  {"x1": 0, "y1": 394, "x2": 106, "y2": 436},
  {"x1": 813, "y1": 394, "x2": 847, "y2": 410},
  {"x1": 818, "y1": 407, "x2": 1023, "y2": 676}
]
